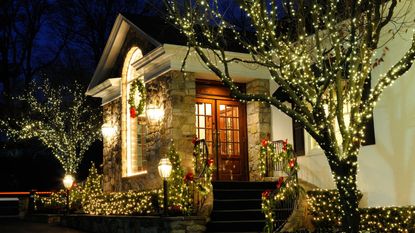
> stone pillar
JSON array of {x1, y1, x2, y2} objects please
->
[
  {"x1": 246, "y1": 79, "x2": 271, "y2": 181},
  {"x1": 166, "y1": 71, "x2": 196, "y2": 172},
  {"x1": 102, "y1": 98, "x2": 122, "y2": 192}
]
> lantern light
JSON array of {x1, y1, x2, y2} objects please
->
[
  {"x1": 101, "y1": 123, "x2": 116, "y2": 137},
  {"x1": 158, "y1": 158, "x2": 172, "y2": 179},
  {"x1": 147, "y1": 105, "x2": 164, "y2": 123},
  {"x1": 63, "y1": 174, "x2": 74, "y2": 189}
]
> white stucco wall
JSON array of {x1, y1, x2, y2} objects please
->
[{"x1": 270, "y1": 2, "x2": 415, "y2": 207}]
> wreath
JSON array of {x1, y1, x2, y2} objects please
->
[{"x1": 128, "y1": 79, "x2": 146, "y2": 118}]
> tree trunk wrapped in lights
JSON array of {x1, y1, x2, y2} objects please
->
[
  {"x1": 164, "y1": 0, "x2": 415, "y2": 231},
  {"x1": 0, "y1": 78, "x2": 101, "y2": 175}
]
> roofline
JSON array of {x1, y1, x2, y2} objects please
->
[{"x1": 87, "y1": 14, "x2": 124, "y2": 92}]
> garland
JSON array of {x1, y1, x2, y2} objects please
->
[
  {"x1": 260, "y1": 139, "x2": 299, "y2": 233},
  {"x1": 128, "y1": 79, "x2": 146, "y2": 118},
  {"x1": 259, "y1": 138, "x2": 296, "y2": 178}
]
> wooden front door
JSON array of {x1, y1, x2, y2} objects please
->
[{"x1": 195, "y1": 95, "x2": 248, "y2": 181}]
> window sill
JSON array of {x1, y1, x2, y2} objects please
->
[{"x1": 123, "y1": 170, "x2": 148, "y2": 178}]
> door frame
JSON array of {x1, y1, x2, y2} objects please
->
[{"x1": 196, "y1": 80, "x2": 248, "y2": 181}]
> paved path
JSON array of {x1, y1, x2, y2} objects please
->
[{"x1": 0, "y1": 218, "x2": 89, "y2": 233}]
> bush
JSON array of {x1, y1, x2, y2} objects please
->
[{"x1": 307, "y1": 189, "x2": 415, "y2": 232}]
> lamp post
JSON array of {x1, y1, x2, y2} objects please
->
[
  {"x1": 158, "y1": 158, "x2": 172, "y2": 216},
  {"x1": 63, "y1": 174, "x2": 74, "y2": 214}
]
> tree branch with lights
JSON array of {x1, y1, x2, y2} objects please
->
[
  {"x1": 0, "y1": 78, "x2": 101, "y2": 175},
  {"x1": 164, "y1": 0, "x2": 415, "y2": 231}
]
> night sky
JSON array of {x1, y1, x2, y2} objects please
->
[{"x1": 0, "y1": 0, "x2": 163, "y2": 191}]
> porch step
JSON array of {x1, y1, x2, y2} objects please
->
[
  {"x1": 207, "y1": 181, "x2": 276, "y2": 233},
  {"x1": 207, "y1": 220, "x2": 266, "y2": 232}
]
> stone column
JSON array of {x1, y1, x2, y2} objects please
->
[
  {"x1": 166, "y1": 71, "x2": 196, "y2": 172},
  {"x1": 246, "y1": 79, "x2": 271, "y2": 181}
]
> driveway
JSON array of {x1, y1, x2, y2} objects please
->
[{"x1": 0, "y1": 218, "x2": 89, "y2": 233}]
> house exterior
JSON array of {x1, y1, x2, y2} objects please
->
[
  {"x1": 87, "y1": 14, "x2": 272, "y2": 192},
  {"x1": 88, "y1": 9, "x2": 415, "y2": 208}
]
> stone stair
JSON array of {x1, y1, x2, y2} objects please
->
[{"x1": 206, "y1": 181, "x2": 278, "y2": 233}]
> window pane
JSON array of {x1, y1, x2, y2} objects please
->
[{"x1": 206, "y1": 104, "x2": 212, "y2": 116}]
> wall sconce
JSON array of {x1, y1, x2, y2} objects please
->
[
  {"x1": 147, "y1": 104, "x2": 164, "y2": 122},
  {"x1": 101, "y1": 123, "x2": 117, "y2": 137}
]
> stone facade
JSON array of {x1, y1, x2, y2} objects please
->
[
  {"x1": 246, "y1": 79, "x2": 271, "y2": 181},
  {"x1": 102, "y1": 98, "x2": 122, "y2": 192},
  {"x1": 61, "y1": 215, "x2": 207, "y2": 233},
  {"x1": 102, "y1": 71, "x2": 196, "y2": 192}
]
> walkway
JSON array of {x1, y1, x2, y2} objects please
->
[{"x1": 0, "y1": 218, "x2": 89, "y2": 233}]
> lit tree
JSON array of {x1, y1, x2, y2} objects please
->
[
  {"x1": 0, "y1": 79, "x2": 101, "y2": 175},
  {"x1": 166, "y1": 142, "x2": 191, "y2": 214},
  {"x1": 164, "y1": 0, "x2": 415, "y2": 231}
]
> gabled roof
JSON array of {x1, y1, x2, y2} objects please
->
[
  {"x1": 87, "y1": 13, "x2": 271, "y2": 104},
  {"x1": 87, "y1": 14, "x2": 184, "y2": 96}
]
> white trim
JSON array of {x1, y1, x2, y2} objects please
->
[{"x1": 86, "y1": 78, "x2": 121, "y2": 105}]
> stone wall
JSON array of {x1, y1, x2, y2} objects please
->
[
  {"x1": 102, "y1": 71, "x2": 197, "y2": 192},
  {"x1": 246, "y1": 79, "x2": 271, "y2": 181},
  {"x1": 61, "y1": 215, "x2": 206, "y2": 233},
  {"x1": 102, "y1": 98, "x2": 122, "y2": 192}
]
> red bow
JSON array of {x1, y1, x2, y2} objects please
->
[
  {"x1": 207, "y1": 158, "x2": 214, "y2": 166},
  {"x1": 130, "y1": 107, "x2": 137, "y2": 118},
  {"x1": 262, "y1": 189, "x2": 272, "y2": 199},
  {"x1": 184, "y1": 172, "x2": 194, "y2": 182},
  {"x1": 289, "y1": 159, "x2": 296, "y2": 168},
  {"x1": 261, "y1": 139, "x2": 268, "y2": 147},
  {"x1": 282, "y1": 139, "x2": 288, "y2": 152},
  {"x1": 277, "y1": 177, "x2": 284, "y2": 189}
]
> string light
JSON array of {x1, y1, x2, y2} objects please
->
[
  {"x1": 260, "y1": 140, "x2": 299, "y2": 232},
  {"x1": 35, "y1": 141, "x2": 215, "y2": 216},
  {"x1": 0, "y1": 78, "x2": 101, "y2": 175},
  {"x1": 165, "y1": 0, "x2": 415, "y2": 230},
  {"x1": 307, "y1": 189, "x2": 415, "y2": 232}
]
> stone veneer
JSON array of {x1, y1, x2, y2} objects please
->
[
  {"x1": 246, "y1": 79, "x2": 271, "y2": 181},
  {"x1": 102, "y1": 98, "x2": 122, "y2": 192},
  {"x1": 102, "y1": 71, "x2": 196, "y2": 192},
  {"x1": 61, "y1": 215, "x2": 206, "y2": 233}
]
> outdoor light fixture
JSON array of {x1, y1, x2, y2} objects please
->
[
  {"x1": 158, "y1": 157, "x2": 172, "y2": 216},
  {"x1": 101, "y1": 123, "x2": 116, "y2": 137},
  {"x1": 147, "y1": 105, "x2": 164, "y2": 123},
  {"x1": 63, "y1": 174, "x2": 74, "y2": 189},
  {"x1": 63, "y1": 174, "x2": 74, "y2": 214}
]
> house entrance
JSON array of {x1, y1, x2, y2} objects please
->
[{"x1": 195, "y1": 82, "x2": 248, "y2": 181}]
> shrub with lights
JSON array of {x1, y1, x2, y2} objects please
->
[
  {"x1": 166, "y1": 142, "x2": 192, "y2": 215},
  {"x1": 36, "y1": 164, "x2": 161, "y2": 216},
  {"x1": 165, "y1": 0, "x2": 415, "y2": 231},
  {"x1": 307, "y1": 189, "x2": 415, "y2": 232},
  {"x1": 260, "y1": 139, "x2": 299, "y2": 233},
  {"x1": 36, "y1": 139, "x2": 215, "y2": 217}
]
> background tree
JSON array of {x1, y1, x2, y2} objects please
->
[
  {"x1": 164, "y1": 0, "x2": 415, "y2": 231},
  {"x1": 0, "y1": 78, "x2": 101, "y2": 175},
  {"x1": 0, "y1": 0, "x2": 69, "y2": 98}
]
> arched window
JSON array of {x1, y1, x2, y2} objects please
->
[{"x1": 122, "y1": 47, "x2": 147, "y2": 177}]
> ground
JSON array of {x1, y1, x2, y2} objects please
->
[{"x1": 0, "y1": 218, "x2": 88, "y2": 233}]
